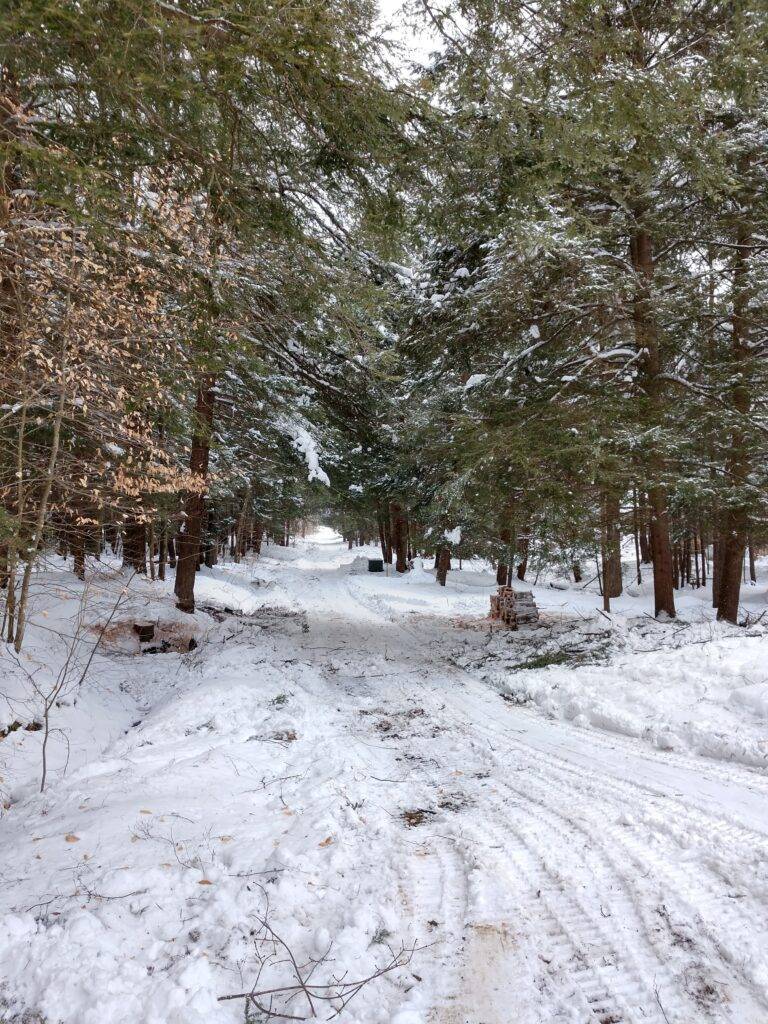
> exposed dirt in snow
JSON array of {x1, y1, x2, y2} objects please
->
[{"x1": 1, "y1": 531, "x2": 767, "y2": 1023}]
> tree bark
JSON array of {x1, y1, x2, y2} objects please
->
[
  {"x1": 389, "y1": 500, "x2": 408, "y2": 573},
  {"x1": 632, "y1": 488, "x2": 642, "y2": 584},
  {"x1": 175, "y1": 375, "x2": 215, "y2": 613},
  {"x1": 436, "y1": 545, "x2": 450, "y2": 586},
  {"x1": 712, "y1": 535, "x2": 725, "y2": 608},
  {"x1": 376, "y1": 511, "x2": 388, "y2": 564},
  {"x1": 234, "y1": 485, "x2": 251, "y2": 563},
  {"x1": 158, "y1": 518, "x2": 167, "y2": 581},
  {"x1": 603, "y1": 494, "x2": 623, "y2": 597},
  {"x1": 122, "y1": 518, "x2": 146, "y2": 574},
  {"x1": 516, "y1": 537, "x2": 529, "y2": 581},
  {"x1": 72, "y1": 532, "x2": 85, "y2": 581},
  {"x1": 630, "y1": 223, "x2": 675, "y2": 618},
  {"x1": 638, "y1": 491, "x2": 652, "y2": 564},
  {"x1": 716, "y1": 200, "x2": 752, "y2": 624}
]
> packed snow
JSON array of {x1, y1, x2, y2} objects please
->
[{"x1": 1, "y1": 530, "x2": 768, "y2": 1023}]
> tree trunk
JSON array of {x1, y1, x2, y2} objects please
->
[
  {"x1": 638, "y1": 491, "x2": 652, "y2": 564},
  {"x1": 72, "y1": 532, "x2": 85, "y2": 581},
  {"x1": 632, "y1": 488, "x2": 642, "y2": 585},
  {"x1": 516, "y1": 537, "x2": 529, "y2": 581},
  {"x1": 600, "y1": 535, "x2": 611, "y2": 613},
  {"x1": 436, "y1": 545, "x2": 450, "y2": 586},
  {"x1": 203, "y1": 508, "x2": 217, "y2": 568},
  {"x1": 748, "y1": 538, "x2": 756, "y2": 584},
  {"x1": 234, "y1": 485, "x2": 251, "y2": 563},
  {"x1": 603, "y1": 494, "x2": 623, "y2": 597},
  {"x1": 147, "y1": 521, "x2": 156, "y2": 581},
  {"x1": 376, "y1": 512, "x2": 389, "y2": 564},
  {"x1": 630, "y1": 223, "x2": 675, "y2": 618},
  {"x1": 672, "y1": 541, "x2": 680, "y2": 590},
  {"x1": 389, "y1": 501, "x2": 408, "y2": 573},
  {"x1": 496, "y1": 562, "x2": 508, "y2": 586},
  {"x1": 175, "y1": 375, "x2": 215, "y2": 613},
  {"x1": 712, "y1": 535, "x2": 725, "y2": 608},
  {"x1": 122, "y1": 518, "x2": 146, "y2": 574},
  {"x1": 716, "y1": 199, "x2": 752, "y2": 624},
  {"x1": 158, "y1": 519, "x2": 167, "y2": 581}
]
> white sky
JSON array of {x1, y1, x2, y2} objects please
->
[{"x1": 376, "y1": 0, "x2": 440, "y2": 70}]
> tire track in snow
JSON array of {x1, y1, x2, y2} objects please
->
[
  {"x1": 429, "y1": 684, "x2": 768, "y2": 1019},
  {"x1": 286, "y1": 565, "x2": 768, "y2": 1022},
  {"x1": 399, "y1": 837, "x2": 470, "y2": 1014}
]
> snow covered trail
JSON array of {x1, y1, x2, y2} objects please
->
[
  {"x1": 274, "y1": 548, "x2": 768, "y2": 1024},
  {"x1": 1, "y1": 532, "x2": 768, "y2": 1024}
]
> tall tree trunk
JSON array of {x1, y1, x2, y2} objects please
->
[
  {"x1": 389, "y1": 500, "x2": 408, "y2": 573},
  {"x1": 496, "y1": 562, "x2": 508, "y2": 586},
  {"x1": 632, "y1": 488, "x2": 642, "y2": 585},
  {"x1": 204, "y1": 508, "x2": 217, "y2": 567},
  {"x1": 717, "y1": 200, "x2": 752, "y2": 624},
  {"x1": 175, "y1": 375, "x2": 215, "y2": 613},
  {"x1": 376, "y1": 511, "x2": 388, "y2": 564},
  {"x1": 72, "y1": 519, "x2": 86, "y2": 582},
  {"x1": 234, "y1": 485, "x2": 251, "y2": 563},
  {"x1": 603, "y1": 493, "x2": 623, "y2": 597},
  {"x1": 712, "y1": 536, "x2": 725, "y2": 608},
  {"x1": 630, "y1": 223, "x2": 675, "y2": 618},
  {"x1": 436, "y1": 545, "x2": 450, "y2": 586},
  {"x1": 122, "y1": 518, "x2": 146, "y2": 574},
  {"x1": 147, "y1": 521, "x2": 156, "y2": 581},
  {"x1": 600, "y1": 533, "x2": 611, "y2": 613},
  {"x1": 516, "y1": 537, "x2": 529, "y2": 581},
  {"x1": 158, "y1": 517, "x2": 167, "y2": 581},
  {"x1": 748, "y1": 538, "x2": 756, "y2": 584},
  {"x1": 638, "y1": 491, "x2": 652, "y2": 564}
]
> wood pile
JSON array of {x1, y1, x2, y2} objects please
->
[{"x1": 489, "y1": 586, "x2": 539, "y2": 629}]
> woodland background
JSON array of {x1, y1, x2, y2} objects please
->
[{"x1": 2, "y1": 0, "x2": 768, "y2": 644}]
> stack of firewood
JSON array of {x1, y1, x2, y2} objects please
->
[{"x1": 489, "y1": 586, "x2": 539, "y2": 629}]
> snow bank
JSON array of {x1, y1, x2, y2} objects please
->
[
  {"x1": 0, "y1": 574, "x2": 417, "y2": 1024},
  {"x1": 485, "y1": 624, "x2": 768, "y2": 768},
  {"x1": 347, "y1": 554, "x2": 370, "y2": 575}
]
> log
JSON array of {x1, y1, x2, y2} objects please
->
[{"x1": 489, "y1": 586, "x2": 539, "y2": 629}]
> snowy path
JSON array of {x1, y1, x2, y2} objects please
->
[
  {"x1": 280, "y1": 554, "x2": 768, "y2": 1024},
  {"x1": 1, "y1": 535, "x2": 768, "y2": 1024}
]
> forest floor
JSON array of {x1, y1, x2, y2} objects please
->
[{"x1": 1, "y1": 530, "x2": 767, "y2": 1024}]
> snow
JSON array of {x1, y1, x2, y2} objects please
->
[
  {"x1": 277, "y1": 417, "x2": 331, "y2": 486},
  {"x1": 1, "y1": 536, "x2": 768, "y2": 1023},
  {"x1": 443, "y1": 525, "x2": 462, "y2": 544},
  {"x1": 463, "y1": 373, "x2": 487, "y2": 390}
]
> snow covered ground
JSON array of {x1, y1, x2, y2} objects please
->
[{"x1": 1, "y1": 530, "x2": 767, "y2": 1023}]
